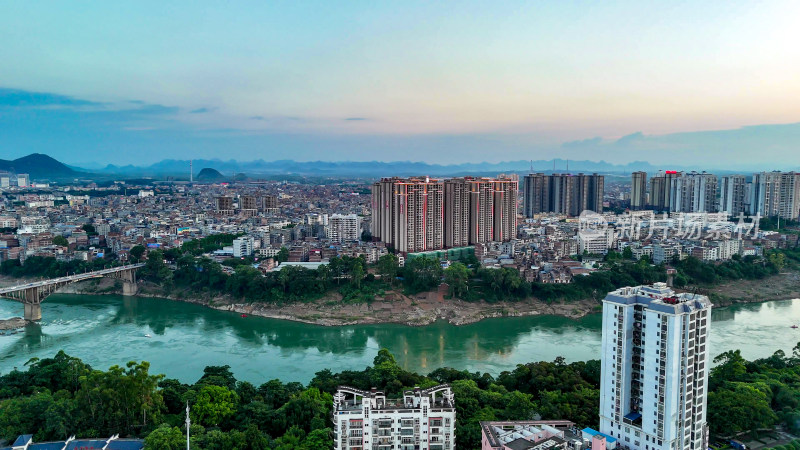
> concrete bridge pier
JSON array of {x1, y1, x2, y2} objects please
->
[
  {"x1": 122, "y1": 280, "x2": 138, "y2": 296},
  {"x1": 24, "y1": 302, "x2": 42, "y2": 321}
]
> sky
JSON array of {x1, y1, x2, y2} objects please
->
[{"x1": 1, "y1": 1, "x2": 800, "y2": 168}]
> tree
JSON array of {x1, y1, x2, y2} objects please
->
[
  {"x1": 402, "y1": 256, "x2": 443, "y2": 293},
  {"x1": 502, "y1": 390, "x2": 536, "y2": 420},
  {"x1": 370, "y1": 349, "x2": 401, "y2": 393},
  {"x1": 82, "y1": 224, "x2": 97, "y2": 235},
  {"x1": 74, "y1": 361, "x2": 165, "y2": 437},
  {"x1": 351, "y1": 261, "x2": 365, "y2": 289},
  {"x1": 197, "y1": 365, "x2": 237, "y2": 390},
  {"x1": 192, "y1": 385, "x2": 239, "y2": 427},
  {"x1": 141, "y1": 250, "x2": 172, "y2": 285},
  {"x1": 144, "y1": 424, "x2": 185, "y2": 449},
  {"x1": 130, "y1": 245, "x2": 146, "y2": 263},
  {"x1": 622, "y1": 247, "x2": 633, "y2": 259},
  {"x1": 444, "y1": 262, "x2": 470, "y2": 298},
  {"x1": 711, "y1": 350, "x2": 747, "y2": 389},
  {"x1": 376, "y1": 254, "x2": 399, "y2": 285},
  {"x1": 707, "y1": 382, "x2": 778, "y2": 433},
  {"x1": 276, "y1": 247, "x2": 289, "y2": 263},
  {"x1": 244, "y1": 423, "x2": 270, "y2": 450},
  {"x1": 53, "y1": 235, "x2": 69, "y2": 247},
  {"x1": 303, "y1": 428, "x2": 333, "y2": 449}
]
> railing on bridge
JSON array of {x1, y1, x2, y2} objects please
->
[{"x1": 0, "y1": 263, "x2": 146, "y2": 321}]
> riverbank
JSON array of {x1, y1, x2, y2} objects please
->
[
  {"x1": 45, "y1": 277, "x2": 599, "y2": 326},
  {"x1": 695, "y1": 271, "x2": 800, "y2": 307},
  {"x1": 4, "y1": 271, "x2": 798, "y2": 327}
]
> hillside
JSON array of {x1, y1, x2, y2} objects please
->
[
  {"x1": 196, "y1": 167, "x2": 225, "y2": 181},
  {"x1": 0, "y1": 153, "x2": 83, "y2": 179}
]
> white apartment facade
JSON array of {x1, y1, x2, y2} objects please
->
[
  {"x1": 333, "y1": 385, "x2": 456, "y2": 450},
  {"x1": 578, "y1": 228, "x2": 615, "y2": 255},
  {"x1": 327, "y1": 214, "x2": 362, "y2": 243},
  {"x1": 652, "y1": 244, "x2": 682, "y2": 264},
  {"x1": 599, "y1": 283, "x2": 712, "y2": 450},
  {"x1": 232, "y1": 236, "x2": 254, "y2": 257}
]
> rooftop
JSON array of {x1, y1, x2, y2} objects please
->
[{"x1": 603, "y1": 282, "x2": 712, "y2": 314}]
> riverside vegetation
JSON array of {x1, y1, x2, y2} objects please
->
[
  {"x1": 2, "y1": 233, "x2": 798, "y2": 309},
  {"x1": 1, "y1": 345, "x2": 799, "y2": 449}
]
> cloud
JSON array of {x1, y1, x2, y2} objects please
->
[
  {"x1": 0, "y1": 88, "x2": 101, "y2": 107},
  {"x1": 249, "y1": 115, "x2": 308, "y2": 122},
  {"x1": 190, "y1": 107, "x2": 215, "y2": 114},
  {"x1": 614, "y1": 132, "x2": 646, "y2": 146},
  {"x1": 561, "y1": 136, "x2": 602, "y2": 148},
  {"x1": 344, "y1": 117, "x2": 369, "y2": 121},
  {"x1": 129, "y1": 103, "x2": 179, "y2": 115}
]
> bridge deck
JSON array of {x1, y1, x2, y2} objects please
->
[{"x1": 0, "y1": 263, "x2": 145, "y2": 296}]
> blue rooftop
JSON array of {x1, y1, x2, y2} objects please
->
[
  {"x1": 106, "y1": 441, "x2": 145, "y2": 450},
  {"x1": 13, "y1": 435, "x2": 33, "y2": 446},
  {"x1": 66, "y1": 440, "x2": 108, "y2": 450},
  {"x1": 582, "y1": 427, "x2": 618, "y2": 443},
  {"x1": 29, "y1": 444, "x2": 66, "y2": 450}
]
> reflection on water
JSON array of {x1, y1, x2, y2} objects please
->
[{"x1": 1, "y1": 295, "x2": 798, "y2": 383}]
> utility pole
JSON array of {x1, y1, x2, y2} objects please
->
[{"x1": 185, "y1": 402, "x2": 191, "y2": 449}]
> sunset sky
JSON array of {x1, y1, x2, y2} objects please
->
[{"x1": 2, "y1": 1, "x2": 800, "y2": 167}]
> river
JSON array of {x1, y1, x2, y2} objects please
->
[{"x1": 1, "y1": 295, "x2": 799, "y2": 384}]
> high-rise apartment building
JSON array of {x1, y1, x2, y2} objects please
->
[
  {"x1": 649, "y1": 172, "x2": 717, "y2": 213},
  {"x1": 371, "y1": 177, "x2": 444, "y2": 253},
  {"x1": 239, "y1": 195, "x2": 258, "y2": 215},
  {"x1": 630, "y1": 172, "x2": 647, "y2": 210},
  {"x1": 490, "y1": 177, "x2": 518, "y2": 242},
  {"x1": 374, "y1": 176, "x2": 516, "y2": 253},
  {"x1": 670, "y1": 172, "x2": 717, "y2": 213},
  {"x1": 720, "y1": 175, "x2": 747, "y2": 216},
  {"x1": 16, "y1": 174, "x2": 30, "y2": 187},
  {"x1": 327, "y1": 214, "x2": 362, "y2": 243},
  {"x1": 523, "y1": 173, "x2": 604, "y2": 217},
  {"x1": 262, "y1": 195, "x2": 278, "y2": 211},
  {"x1": 778, "y1": 172, "x2": 800, "y2": 220},
  {"x1": 444, "y1": 179, "x2": 471, "y2": 248},
  {"x1": 648, "y1": 171, "x2": 682, "y2": 212},
  {"x1": 523, "y1": 173, "x2": 549, "y2": 217},
  {"x1": 215, "y1": 196, "x2": 234, "y2": 214},
  {"x1": 749, "y1": 171, "x2": 800, "y2": 220},
  {"x1": 599, "y1": 283, "x2": 712, "y2": 450},
  {"x1": 333, "y1": 385, "x2": 456, "y2": 450}
]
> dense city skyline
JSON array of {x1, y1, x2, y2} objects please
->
[{"x1": 2, "y1": 1, "x2": 800, "y2": 167}]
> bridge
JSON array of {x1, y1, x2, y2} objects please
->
[{"x1": 0, "y1": 263, "x2": 145, "y2": 321}]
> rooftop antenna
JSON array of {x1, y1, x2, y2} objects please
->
[
  {"x1": 530, "y1": 160, "x2": 533, "y2": 173},
  {"x1": 190, "y1": 160, "x2": 193, "y2": 183},
  {"x1": 566, "y1": 159, "x2": 569, "y2": 173}
]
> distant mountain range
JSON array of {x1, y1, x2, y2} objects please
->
[
  {"x1": 4, "y1": 153, "x2": 786, "y2": 181},
  {"x1": 99, "y1": 158, "x2": 680, "y2": 177},
  {"x1": 0, "y1": 153, "x2": 84, "y2": 179}
]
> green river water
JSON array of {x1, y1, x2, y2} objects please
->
[{"x1": 1, "y1": 295, "x2": 799, "y2": 384}]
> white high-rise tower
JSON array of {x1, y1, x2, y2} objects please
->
[
  {"x1": 190, "y1": 160, "x2": 193, "y2": 183},
  {"x1": 599, "y1": 283, "x2": 712, "y2": 450}
]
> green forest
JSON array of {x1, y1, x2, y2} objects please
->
[{"x1": 1, "y1": 344, "x2": 799, "y2": 449}]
